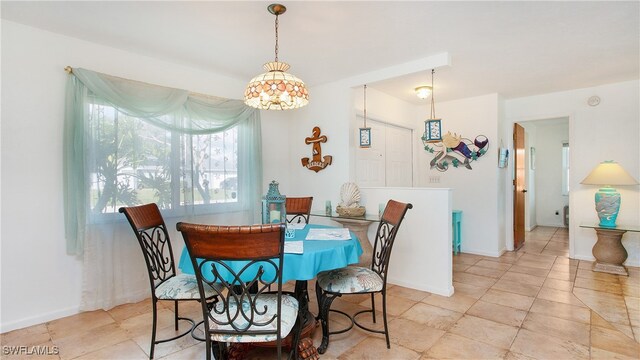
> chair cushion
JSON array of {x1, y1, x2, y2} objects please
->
[
  {"x1": 155, "y1": 273, "x2": 219, "y2": 300},
  {"x1": 317, "y1": 266, "x2": 384, "y2": 294},
  {"x1": 209, "y1": 294, "x2": 299, "y2": 343}
]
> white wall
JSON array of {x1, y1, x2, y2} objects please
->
[
  {"x1": 360, "y1": 187, "x2": 453, "y2": 296},
  {"x1": 0, "y1": 21, "x2": 273, "y2": 332},
  {"x1": 416, "y1": 94, "x2": 505, "y2": 257},
  {"x1": 504, "y1": 80, "x2": 640, "y2": 266}
]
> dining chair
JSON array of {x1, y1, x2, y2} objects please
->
[
  {"x1": 177, "y1": 222, "x2": 302, "y2": 360},
  {"x1": 314, "y1": 199, "x2": 413, "y2": 354},
  {"x1": 285, "y1": 197, "x2": 313, "y2": 225},
  {"x1": 119, "y1": 203, "x2": 218, "y2": 359}
]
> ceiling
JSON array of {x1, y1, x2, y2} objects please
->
[{"x1": 2, "y1": 1, "x2": 638, "y2": 104}]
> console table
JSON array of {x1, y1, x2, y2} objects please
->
[
  {"x1": 580, "y1": 223, "x2": 640, "y2": 276},
  {"x1": 310, "y1": 211, "x2": 380, "y2": 267}
]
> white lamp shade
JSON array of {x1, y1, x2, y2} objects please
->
[{"x1": 581, "y1": 161, "x2": 639, "y2": 186}]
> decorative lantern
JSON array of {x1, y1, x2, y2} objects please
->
[{"x1": 262, "y1": 180, "x2": 286, "y2": 224}]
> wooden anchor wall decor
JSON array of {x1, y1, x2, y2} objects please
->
[{"x1": 301, "y1": 126, "x2": 332, "y2": 172}]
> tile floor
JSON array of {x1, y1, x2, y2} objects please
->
[{"x1": 2, "y1": 227, "x2": 639, "y2": 359}]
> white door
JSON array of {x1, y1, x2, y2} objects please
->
[
  {"x1": 356, "y1": 120, "x2": 385, "y2": 187},
  {"x1": 356, "y1": 118, "x2": 413, "y2": 187}
]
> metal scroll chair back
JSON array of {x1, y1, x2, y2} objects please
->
[
  {"x1": 120, "y1": 203, "x2": 176, "y2": 287},
  {"x1": 177, "y1": 223, "x2": 300, "y2": 360},
  {"x1": 120, "y1": 203, "x2": 204, "y2": 359},
  {"x1": 371, "y1": 199, "x2": 413, "y2": 281},
  {"x1": 285, "y1": 197, "x2": 313, "y2": 225}
]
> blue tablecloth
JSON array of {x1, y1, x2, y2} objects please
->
[{"x1": 177, "y1": 224, "x2": 363, "y2": 283}]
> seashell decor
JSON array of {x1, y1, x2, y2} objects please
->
[{"x1": 336, "y1": 182, "x2": 366, "y2": 217}]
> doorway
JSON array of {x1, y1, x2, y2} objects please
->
[{"x1": 513, "y1": 118, "x2": 570, "y2": 254}]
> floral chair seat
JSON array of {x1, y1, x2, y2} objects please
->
[
  {"x1": 317, "y1": 266, "x2": 383, "y2": 294},
  {"x1": 155, "y1": 273, "x2": 219, "y2": 300},
  {"x1": 208, "y1": 294, "x2": 299, "y2": 343}
]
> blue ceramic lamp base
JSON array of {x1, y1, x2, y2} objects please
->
[{"x1": 595, "y1": 187, "x2": 620, "y2": 228}]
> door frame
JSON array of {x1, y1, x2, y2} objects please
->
[{"x1": 505, "y1": 113, "x2": 574, "y2": 257}]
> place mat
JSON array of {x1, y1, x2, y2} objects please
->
[{"x1": 305, "y1": 228, "x2": 351, "y2": 241}]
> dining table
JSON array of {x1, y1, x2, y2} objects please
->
[{"x1": 177, "y1": 223, "x2": 363, "y2": 352}]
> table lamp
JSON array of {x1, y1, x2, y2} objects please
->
[{"x1": 580, "y1": 161, "x2": 639, "y2": 227}]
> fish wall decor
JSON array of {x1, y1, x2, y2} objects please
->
[{"x1": 423, "y1": 131, "x2": 489, "y2": 172}]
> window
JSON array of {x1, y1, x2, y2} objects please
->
[
  {"x1": 88, "y1": 103, "x2": 239, "y2": 218},
  {"x1": 562, "y1": 142, "x2": 570, "y2": 195}
]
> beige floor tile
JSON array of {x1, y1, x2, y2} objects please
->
[
  {"x1": 553, "y1": 257, "x2": 578, "y2": 267},
  {"x1": 74, "y1": 340, "x2": 148, "y2": 360},
  {"x1": 421, "y1": 293, "x2": 478, "y2": 313},
  {"x1": 503, "y1": 351, "x2": 538, "y2": 360},
  {"x1": 52, "y1": 323, "x2": 129, "y2": 360},
  {"x1": 501, "y1": 271, "x2": 546, "y2": 287},
  {"x1": 359, "y1": 294, "x2": 416, "y2": 317},
  {"x1": 386, "y1": 318, "x2": 445, "y2": 353},
  {"x1": 507, "y1": 264, "x2": 551, "y2": 278},
  {"x1": 448, "y1": 315, "x2": 518, "y2": 349},
  {"x1": 338, "y1": 336, "x2": 420, "y2": 360},
  {"x1": 519, "y1": 252, "x2": 557, "y2": 264},
  {"x1": 572, "y1": 287, "x2": 630, "y2": 326},
  {"x1": 132, "y1": 323, "x2": 201, "y2": 359},
  {"x1": 0, "y1": 324, "x2": 51, "y2": 347},
  {"x1": 536, "y1": 287, "x2": 586, "y2": 307},
  {"x1": 513, "y1": 258, "x2": 554, "y2": 270},
  {"x1": 578, "y1": 260, "x2": 594, "y2": 270},
  {"x1": 547, "y1": 270, "x2": 576, "y2": 281},
  {"x1": 157, "y1": 342, "x2": 206, "y2": 360},
  {"x1": 453, "y1": 272, "x2": 497, "y2": 288},
  {"x1": 399, "y1": 303, "x2": 463, "y2": 331},
  {"x1": 107, "y1": 299, "x2": 154, "y2": 322},
  {"x1": 452, "y1": 281, "x2": 489, "y2": 299},
  {"x1": 491, "y1": 278, "x2": 541, "y2": 297},
  {"x1": 466, "y1": 300, "x2": 527, "y2": 327},
  {"x1": 542, "y1": 277, "x2": 574, "y2": 292},
  {"x1": 452, "y1": 253, "x2": 483, "y2": 265},
  {"x1": 464, "y1": 265, "x2": 506, "y2": 279},
  {"x1": 543, "y1": 241, "x2": 569, "y2": 251},
  {"x1": 590, "y1": 347, "x2": 640, "y2": 360},
  {"x1": 521, "y1": 312, "x2": 590, "y2": 346},
  {"x1": 425, "y1": 333, "x2": 507, "y2": 359},
  {"x1": 592, "y1": 310, "x2": 617, "y2": 330},
  {"x1": 510, "y1": 328, "x2": 589, "y2": 360},
  {"x1": 541, "y1": 249, "x2": 569, "y2": 257},
  {"x1": 576, "y1": 268, "x2": 622, "y2": 282},
  {"x1": 574, "y1": 276, "x2": 623, "y2": 295},
  {"x1": 625, "y1": 296, "x2": 640, "y2": 327},
  {"x1": 611, "y1": 322, "x2": 636, "y2": 341},
  {"x1": 473, "y1": 259, "x2": 512, "y2": 271},
  {"x1": 591, "y1": 326, "x2": 640, "y2": 358},
  {"x1": 529, "y1": 298, "x2": 590, "y2": 324},
  {"x1": 46, "y1": 310, "x2": 116, "y2": 341},
  {"x1": 622, "y1": 283, "x2": 640, "y2": 298},
  {"x1": 388, "y1": 285, "x2": 430, "y2": 302},
  {"x1": 118, "y1": 308, "x2": 178, "y2": 338},
  {"x1": 311, "y1": 318, "x2": 368, "y2": 358},
  {"x1": 550, "y1": 262, "x2": 577, "y2": 274},
  {"x1": 633, "y1": 326, "x2": 640, "y2": 343},
  {"x1": 479, "y1": 289, "x2": 535, "y2": 311},
  {"x1": 453, "y1": 263, "x2": 471, "y2": 272}
]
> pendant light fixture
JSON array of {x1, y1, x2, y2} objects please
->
[
  {"x1": 359, "y1": 84, "x2": 371, "y2": 148},
  {"x1": 244, "y1": 4, "x2": 309, "y2": 110},
  {"x1": 421, "y1": 69, "x2": 442, "y2": 143}
]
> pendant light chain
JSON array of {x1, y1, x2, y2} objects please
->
[
  {"x1": 364, "y1": 84, "x2": 367, "y2": 128},
  {"x1": 430, "y1": 69, "x2": 436, "y2": 119},
  {"x1": 274, "y1": 14, "x2": 279, "y2": 62}
]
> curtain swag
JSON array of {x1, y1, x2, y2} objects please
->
[{"x1": 64, "y1": 68, "x2": 262, "y2": 255}]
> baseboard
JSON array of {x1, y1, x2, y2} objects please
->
[
  {"x1": 460, "y1": 247, "x2": 503, "y2": 258},
  {"x1": 388, "y1": 278, "x2": 454, "y2": 297},
  {"x1": 572, "y1": 254, "x2": 595, "y2": 262},
  {"x1": 0, "y1": 306, "x2": 80, "y2": 333}
]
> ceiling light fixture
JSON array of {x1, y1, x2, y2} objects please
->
[
  {"x1": 414, "y1": 85, "x2": 432, "y2": 100},
  {"x1": 244, "y1": 4, "x2": 309, "y2": 110}
]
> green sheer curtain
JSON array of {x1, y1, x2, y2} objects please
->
[{"x1": 64, "y1": 68, "x2": 262, "y2": 255}]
